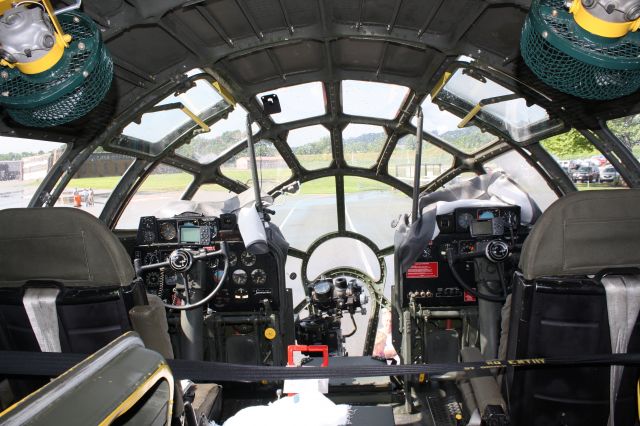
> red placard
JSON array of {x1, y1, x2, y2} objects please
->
[
  {"x1": 406, "y1": 262, "x2": 439, "y2": 279},
  {"x1": 464, "y1": 291, "x2": 477, "y2": 302}
]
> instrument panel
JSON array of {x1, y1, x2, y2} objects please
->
[
  {"x1": 134, "y1": 213, "x2": 282, "y2": 311},
  {"x1": 399, "y1": 205, "x2": 523, "y2": 309}
]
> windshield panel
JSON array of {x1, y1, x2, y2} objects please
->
[
  {"x1": 434, "y1": 69, "x2": 563, "y2": 142},
  {"x1": 287, "y1": 125, "x2": 332, "y2": 170},
  {"x1": 0, "y1": 138, "x2": 66, "y2": 210},
  {"x1": 257, "y1": 82, "x2": 325, "y2": 124},
  {"x1": 388, "y1": 134, "x2": 454, "y2": 186},
  {"x1": 270, "y1": 177, "x2": 337, "y2": 250},
  {"x1": 342, "y1": 80, "x2": 409, "y2": 119},
  {"x1": 343, "y1": 124, "x2": 386, "y2": 168},
  {"x1": 55, "y1": 151, "x2": 135, "y2": 216},
  {"x1": 220, "y1": 140, "x2": 291, "y2": 192},
  {"x1": 344, "y1": 177, "x2": 411, "y2": 248},
  {"x1": 116, "y1": 165, "x2": 193, "y2": 229}
]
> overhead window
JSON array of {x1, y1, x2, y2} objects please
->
[
  {"x1": 256, "y1": 82, "x2": 326, "y2": 124},
  {"x1": 343, "y1": 124, "x2": 386, "y2": 168},
  {"x1": 412, "y1": 98, "x2": 498, "y2": 154},
  {"x1": 114, "y1": 78, "x2": 231, "y2": 156},
  {"x1": 607, "y1": 115, "x2": 640, "y2": 165},
  {"x1": 433, "y1": 68, "x2": 563, "y2": 142},
  {"x1": 287, "y1": 125, "x2": 332, "y2": 170},
  {"x1": 342, "y1": 80, "x2": 409, "y2": 120},
  {"x1": 176, "y1": 106, "x2": 259, "y2": 164}
]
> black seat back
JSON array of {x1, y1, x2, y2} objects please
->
[
  {"x1": 505, "y1": 190, "x2": 640, "y2": 426},
  {"x1": 0, "y1": 208, "x2": 136, "y2": 355}
]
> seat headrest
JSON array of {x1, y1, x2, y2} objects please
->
[
  {"x1": 0, "y1": 208, "x2": 135, "y2": 288},
  {"x1": 519, "y1": 190, "x2": 640, "y2": 280}
]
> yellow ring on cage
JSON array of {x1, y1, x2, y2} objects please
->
[{"x1": 569, "y1": 1, "x2": 640, "y2": 38}]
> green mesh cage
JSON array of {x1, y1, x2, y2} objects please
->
[
  {"x1": 521, "y1": 0, "x2": 640, "y2": 100},
  {"x1": 0, "y1": 12, "x2": 113, "y2": 127}
]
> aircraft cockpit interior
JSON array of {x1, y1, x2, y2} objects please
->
[{"x1": 1, "y1": 0, "x2": 640, "y2": 425}]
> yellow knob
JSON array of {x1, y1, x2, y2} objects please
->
[{"x1": 264, "y1": 327, "x2": 277, "y2": 340}]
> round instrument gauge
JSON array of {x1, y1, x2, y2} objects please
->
[
  {"x1": 208, "y1": 258, "x2": 219, "y2": 269},
  {"x1": 251, "y1": 269, "x2": 267, "y2": 285},
  {"x1": 145, "y1": 271, "x2": 159, "y2": 287},
  {"x1": 212, "y1": 289, "x2": 230, "y2": 308},
  {"x1": 457, "y1": 212, "x2": 474, "y2": 230},
  {"x1": 241, "y1": 251, "x2": 256, "y2": 267},
  {"x1": 232, "y1": 269, "x2": 248, "y2": 285},
  {"x1": 159, "y1": 222, "x2": 177, "y2": 241},
  {"x1": 144, "y1": 252, "x2": 159, "y2": 265},
  {"x1": 228, "y1": 252, "x2": 238, "y2": 267}
]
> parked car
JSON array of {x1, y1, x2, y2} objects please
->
[
  {"x1": 600, "y1": 166, "x2": 621, "y2": 185},
  {"x1": 572, "y1": 165, "x2": 600, "y2": 183}
]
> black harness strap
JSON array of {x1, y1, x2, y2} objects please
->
[{"x1": 1, "y1": 351, "x2": 640, "y2": 382}]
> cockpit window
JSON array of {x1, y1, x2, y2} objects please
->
[
  {"x1": 55, "y1": 151, "x2": 135, "y2": 217},
  {"x1": 413, "y1": 98, "x2": 498, "y2": 154},
  {"x1": 306, "y1": 237, "x2": 381, "y2": 282},
  {"x1": 388, "y1": 134, "x2": 454, "y2": 185},
  {"x1": 344, "y1": 177, "x2": 411, "y2": 248},
  {"x1": 433, "y1": 68, "x2": 563, "y2": 142},
  {"x1": 220, "y1": 140, "x2": 291, "y2": 192},
  {"x1": 0, "y1": 139, "x2": 66, "y2": 210},
  {"x1": 270, "y1": 177, "x2": 337, "y2": 250},
  {"x1": 116, "y1": 164, "x2": 193, "y2": 229},
  {"x1": 176, "y1": 106, "x2": 260, "y2": 164},
  {"x1": 540, "y1": 130, "x2": 623, "y2": 190},
  {"x1": 341, "y1": 80, "x2": 409, "y2": 119},
  {"x1": 287, "y1": 125, "x2": 332, "y2": 170},
  {"x1": 343, "y1": 124, "x2": 386, "y2": 168},
  {"x1": 256, "y1": 82, "x2": 325, "y2": 124},
  {"x1": 110, "y1": 78, "x2": 234, "y2": 158},
  {"x1": 606, "y1": 114, "x2": 640, "y2": 164}
]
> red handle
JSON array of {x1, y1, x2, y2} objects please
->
[{"x1": 287, "y1": 344, "x2": 329, "y2": 367}]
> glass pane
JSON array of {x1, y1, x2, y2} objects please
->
[
  {"x1": 388, "y1": 134, "x2": 454, "y2": 186},
  {"x1": 270, "y1": 177, "x2": 337, "y2": 250},
  {"x1": 191, "y1": 183, "x2": 232, "y2": 202},
  {"x1": 257, "y1": 82, "x2": 325, "y2": 124},
  {"x1": 113, "y1": 78, "x2": 230, "y2": 156},
  {"x1": 343, "y1": 124, "x2": 386, "y2": 168},
  {"x1": 116, "y1": 165, "x2": 193, "y2": 229},
  {"x1": 342, "y1": 80, "x2": 409, "y2": 119},
  {"x1": 540, "y1": 130, "x2": 622, "y2": 190},
  {"x1": 306, "y1": 237, "x2": 381, "y2": 282},
  {"x1": 413, "y1": 97, "x2": 498, "y2": 154},
  {"x1": 607, "y1": 114, "x2": 640, "y2": 161},
  {"x1": 483, "y1": 150, "x2": 557, "y2": 210},
  {"x1": 435, "y1": 69, "x2": 563, "y2": 142},
  {"x1": 344, "y1": 177, "x2": 411, "y2": 249},
  {"x1": 56, "y1": 151, "x2": 135, "y2": 217},
  {"x1": 287, "y1": 125, "x2": 332, "y2": 170},
  {"x1": 0, "y1": 138, "x2": 65, "y2": 209},
  {"x1": 176, "y1": 106, "x2": 259, "y2": 164},
  {"x1": 220, "y1": 140, "x2": 291, "y2": 192}
]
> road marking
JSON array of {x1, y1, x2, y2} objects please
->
[
  {"x1": 344, "y1": 206, "x2": 376, "y2": 279},
  {"x1": 278, "y1": 200, "x2": 301, "y2": 231}
]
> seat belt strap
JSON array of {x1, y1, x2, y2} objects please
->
[
  {"x1": 22, "y1": 288, "x2": 61, "y2": 353},
  {"x1": 602, "y1": 275, "x2": 640, "y2": 426}
]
